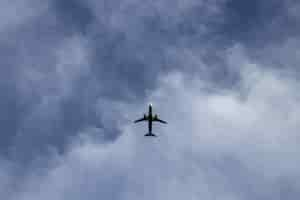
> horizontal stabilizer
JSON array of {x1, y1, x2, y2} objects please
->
[{"x1": 144, "y1": 133, "x2": 157, "y2": 137}]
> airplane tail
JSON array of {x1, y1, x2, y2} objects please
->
[{"x1": 144, "y1": 133, "x2": 157, "y2": 137}]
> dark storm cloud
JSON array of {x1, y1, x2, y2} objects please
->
[
  {"x1": 0, "y1": 66, "x2": 17, "y2": 154},
  {"x1": 52, "y1": 0, "x2": 94, "y2": 34},
  {"x1": 0, "y1": 1, "x2": 95, "y2": 160},
  {"x1": 222, "y1": 0, "x2": 300, "y2": 76},
  {"x1": 47, "y1": 0, "x2": 230, "y2": 102},
  {"x1": 221, "y1": 0, "x2": 300, "y2": 50},
  {"x1": 0, "y1": 0, "x2": 230, "y2": 161},
  {"x1": 220, "y1": 0, "x2": 282, "y2": 44},
  {"x1": 85, "y1": 0, "x2": 228, "y2": 100},
  {"x1": 0, "y1": 0, "x2": 124, "y2": 160}
]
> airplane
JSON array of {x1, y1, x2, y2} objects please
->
[{"x1": 134, "y1": 103, "x2": 167, "y2": 137}]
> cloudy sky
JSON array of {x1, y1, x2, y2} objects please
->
[{"x1": 1, "y1": 0, "x2": 300, "y2": 199}]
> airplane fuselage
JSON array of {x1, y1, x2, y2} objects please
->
[{"x1": 148, "y1": 104, "x2": 153, "y2": 134}]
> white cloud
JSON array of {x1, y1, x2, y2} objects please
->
[
  {"x1": 3, "y1": 43, "x2": 300, "y2": 199},
  {"x1": 148, "y1": 47, "x2": 300, "y2": 178}
]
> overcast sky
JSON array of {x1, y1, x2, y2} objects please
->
[{"x1": 1, "y1": 0, "x2": 300, "y2": 199}]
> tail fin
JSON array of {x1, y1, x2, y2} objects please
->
[{"x1": 144, "y1": 133, "x2": 157, "y2": 137}]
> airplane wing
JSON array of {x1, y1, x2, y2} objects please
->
[
  {"x1": 134, "y1": 116, "x2": 148, "y2": 123},
  {"x1": 153, "y1": 117, "x2": 167, "y2": 124}
]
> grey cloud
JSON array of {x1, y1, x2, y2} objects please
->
[
  {"x1": 13, "y1": 35, "x2": 95, "y2": 161},
  {"x1": 51, "y1": 0, "x2": 94, "y2": 34},
  {"x1": 1, "y1": 0, "x2": 300, "y2": 199},
  {"x1": 0, "y1": 0, "x2": 47, "y2": 33},
  {"x1": 219, "y1": 0, "x2": 300, "y2": 54},
  {"x1": 82, "y1": 0, "x2": 229, "y2": 99},
  {"x1": 2, "y1": 43, "x2": 300, "y2": 200},
  {"x1": 3, "y1": 0, "x2": 229, "y2": 161}
]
